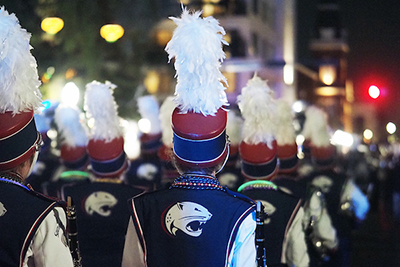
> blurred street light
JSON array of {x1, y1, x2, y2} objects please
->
[
  {"x1": 61, "y1": 82, "x2": 80, "y2": 106},
  {"x1": 41, "y1": 17, "x2": 64, "y2": 34},
  {"x1": 319, "y1": 64, "x2": 336, "y2": 86},
  {"x1": 332, "y1": 130, "x2": 354, "y2": 147},
  {"x1": 100, "y1": 24, "x2": 124, "y2": 42},
  {"x1": 368, "y1": 85, "x2": 380, "y2": 99},
  {"x1": 386, "y1": 122, "x2": 396, "y2": 135},
  {"x1": 144, "y1": 71, "x2": 160, "y2": 94},
  {"x1": 284, "y1": 64, "x2": 294, "y2": 85},
  {"x1": 363, "y1": 129, "x2": 373, "y2": 142},
  {"x1": 292, "y1": 100, "x2": 307, "y2": 113}
]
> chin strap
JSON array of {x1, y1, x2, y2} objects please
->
[{"x1": 215, "y1": 140, "x2": 230, "y2": 175}]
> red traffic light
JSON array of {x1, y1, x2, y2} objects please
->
[{"x1": 368, "y1": 85, "x2": 380, "y2": 99}]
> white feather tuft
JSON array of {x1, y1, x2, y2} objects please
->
[
  {"x1": 226, "y1": 110, "x2": 243, "y2": 146},
  {"x1": 0, "y1": 7, "x2": 42, "y2": 114},
  {"x1": 165, "y1": 8, "x2": 228, "y2": 116},
  {"x1": 237, "y1": 74, "x2": 277, "y2": 148},
  {"x1": 302, "y1": 105, "x2": 331, "y2": 147},
  {"x1": 137, "y1": 95, "x2": 162, "y2": 134},
  {"x1": 274, "y1": 99, "x2": 296, "y2": 146},
  {"x1": 54, "y1": 104, "x2": 88, "y2": 147},
  {"x1": 159, "y1": 96, "x2": 176, "y2": 146},
  {"x1": 84, "y1": 81, "x2": 122, "y2": 141}
]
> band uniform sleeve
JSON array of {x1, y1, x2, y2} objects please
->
[
  {"x1": 122, "y1": 217, "x2": 145, "y2": 267},
  {"x1": 227, "y1": 212, "x2": 257, "y2": 267},
  {"x1": 285, "y1": 207, "x2": 310, "y2": 267},
  {"x1": 23, "y1": 206, "x2": 74, "y2": 267}
]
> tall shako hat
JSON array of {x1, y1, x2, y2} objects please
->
[
  {"x1": 137, "y1": 95, "x2": 162, "y2": 154},
  {"x1": 84, "y1": 81, "x2": 128, "y2": 177},
  {"x1": 0, "y1": 7, "x2": 43, "y2": 171},
  {"x1": 301, "y1": 105, "x2": 335, "y2": 167},
  {"x1": 237, "y1": 74, "x2": 278, "y2": 180},
  {"x1": 275, "y1": 99, "x2": 298, "y2": 174},
  {"x1": 54, "y1": 104, "x2": 89, "y2": 170},
  {"x1": 165, "y1": 8, "x2": 229, "y2": 169}
]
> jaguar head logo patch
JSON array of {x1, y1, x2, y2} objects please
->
[
  {"x1": 164, "y1": 201, "x2": 212, "y2": 237},
  {"x1": 84, "y1": 191, "x2": 118, "y2": 216}
]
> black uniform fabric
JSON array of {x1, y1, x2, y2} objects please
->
[
  {"x1": 241, "y1": 186, "x2": 302, "y2": 267},
  {"x1": 0, "y1": 179, "x2": 60, "y2": 267},
  {"x1": 126, "y1": 156, "x2": 162, "y2": 191},
  {"x1": 129, "y1": 183, "x2": 255, "y2": 267},
  {"x1": 217, "y1": 162, "x2": 245, "y2": 191},
  {"x1": 273, "y1": 175, "x2": 308, "y2": 202},
  {"x1": 62, "y1": 180, "x2": 144, "y2": 267},
  {"x1": 42, "y1": 171, "x2": 91, "y2": 199}
]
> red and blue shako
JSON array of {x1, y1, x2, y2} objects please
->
[
  {"x1": 172, "y1": 107, "x2": 229, "y2": 168},
  {"x1": 0, "y1": 111, "x2": 41, "y2": 171},
  {"x1": 239, "y1": 139, "x2": 278, "y2": 181},
  {"x1": 87, "y1": 137, "x2": 127, "y2": 178},
  {"x1": 277, "y1": 143, "x2": 298, "y2": 174}
]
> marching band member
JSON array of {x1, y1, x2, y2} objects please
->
[
  {"x1": 122, "y1": 8, "x2": 256, "y2": 267},
  {"x1": 61, "y1": 81, "x2": 144, "y2": 267},
  {"x1": 126, "y1": 95, "x2": 163, "y2": 191},
  {"x1": 0, "y1": 6, "x2": 73, "y2": 267},
  {"x1": 43, "y1": 104, "x2": 92, "y2": 198},
  {"x1": 236, "y1": 74, "x2": 310, "y2": 267},
  {"x1": 273, "y1": 102, "x2": 338, "y2": 266},
  {"x1": 299, "y1": 105, "x2": 369, "y2": 267}
]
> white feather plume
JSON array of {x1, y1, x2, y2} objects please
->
[
  {"x1": 0, "y1": 7, "x2": 42, "y2": 114},
  {"x1": 84, "y1": 81, "x2": 122, "y2": 141},
  {"x1": 54, "y1": 104, "x2": 88, "y2": 148},
  {"x1": 137, "y1": 95, "x2": 162, "y2": 134},
  {"x1": 237, "y1": 74, "x2": 277, "y2": 148},
  {"x1": 302, "y1": 105, "x2": 331, "y2": 147},
  {"x1": 165, "y1": 8, "x2": 228, "y2": 116},
  {"x1": 275, "y1": 99, "x2": 296, "y2": 146},
  {"x1": 159, "y1": 96, "x2": 176, "y2": 146},
  {"x1": 226, "y1": 110, "x2": 243, "y2": 146}
]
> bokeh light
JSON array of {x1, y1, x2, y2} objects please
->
[
  {"x1": 386, "y1": 122, "x2": 396, "y2": 134},
  {"x1": 100, "y1": 24, "x2": 124, "y2": 42},
  {"x1": 61, "y1": 82, "x2": 80, "y2": 106},
  {"x1": 41, "y1": 17, "x2": 64, "y2": 34}
]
